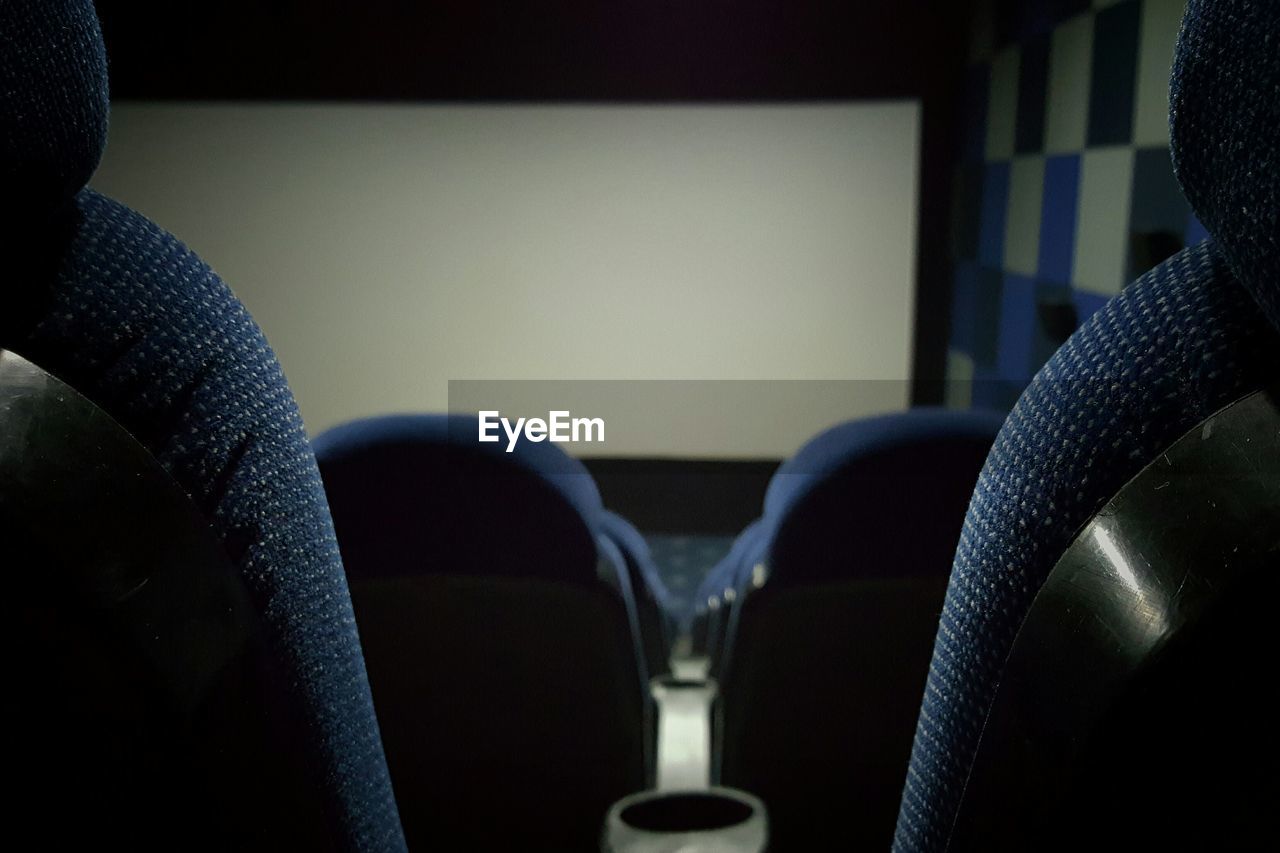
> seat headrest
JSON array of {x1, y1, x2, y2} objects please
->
[
  {"x1": 1, "y1": 0, "x2": 109, "y2": 231},
  {"x1": 763, "y1": 408, "x2": 1006, "y2": 521},
  {"x1": 1171, "y1": 0, "x2": 1280, "y2": 330},
  {"x1": 313, "y1": 413, "x2": 605, "y2": 535}
]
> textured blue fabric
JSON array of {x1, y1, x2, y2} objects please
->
[
  {"x1": 1171, "y1": 0, "x2": 1280, "y2": 331},
  {"x1": 0, "y1": 0, "x2": 108, "y2": 230},
  {"x1": 313, "y1": 413, "x2": 604, "y2": 538},
  {"x1": 2, "y1": 3, "x2": 404, "y2": 849},
  {"x1": 894, "y1": 242, "x2": 1280, "y2": 851},
  {"x1": 895, "y1": 7, "x2": 1280, "y2": 849},
  {"x1": 4, "y1": 191, "x2": 407, "y2": 851},
  {"x1": 763, "y1": 409, "x2": 1007, "y2": 525}
]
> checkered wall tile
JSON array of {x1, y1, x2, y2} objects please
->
[{"x1": 945, "y1": 0, "x2": 1198, "y2": 411}]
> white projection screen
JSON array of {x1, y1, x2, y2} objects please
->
[{"x1": 91, "y1": 102, "x2": 920, "y2": 458}]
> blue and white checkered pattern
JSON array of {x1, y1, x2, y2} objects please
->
[{"x1": 946, "y1": 0, "x2": 1201, "y2": 411}]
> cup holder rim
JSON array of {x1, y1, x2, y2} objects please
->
[
  {"x1": 613, "y1": 787, "x2": 762, "y2": 835},
  {"x1": 651, "y1": 675, "x2": 714, "y2": 690}
]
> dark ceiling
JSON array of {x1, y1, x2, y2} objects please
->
[{"x1": 95, "y1": 1, "x2": 972, "y2": 102}]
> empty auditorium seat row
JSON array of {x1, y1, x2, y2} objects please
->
[{"x1": 303, "y1": 407, "x2": 1007, "y2": 850}]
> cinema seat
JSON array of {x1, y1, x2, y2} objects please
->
[
  {"x1": 714, "y1": 409, "x2": 1003, "y2": 849},
  {"x1": 0, "y1": 2, "x2": 405, "y2": 850},
  {"x1": 601, "y1": 510, "x2": 677, "y2": 676},
  {"x1": 313, "y1": 414, "x2": 651, "y2": 850},
  {"x1": 696, "y1": 519, "x2": 767, "y2": 672},
  {"x1": 894, "y1": 3, "x2": 1280, "y2": 850}
]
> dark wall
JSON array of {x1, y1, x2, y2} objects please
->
[
  {"x1": 95, "y1": 0, "x2": 975, "y2": 404},
  {"x1": 584, "y1": 458, "x2": 779, "y2": 535}
]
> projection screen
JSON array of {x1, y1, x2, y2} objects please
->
[{"x1": 91, "y1": 102, "x2": 920, "y2": 458}]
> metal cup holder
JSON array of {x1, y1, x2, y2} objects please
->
[{"x1": 602, "y1": 786, "x2": 767, "y2": 852}]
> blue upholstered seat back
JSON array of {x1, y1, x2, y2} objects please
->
[
  {"x1": 893, "y1": 3, "x2": 1280, "y2": 850},
  {"x1": 313, "y1": 413, "x2": 611, "y2": 585},
  {"x1": 312, "y1": 413, "x2": 653, "y2": 851},
  {"x1": 1, "y1": 0, "x2": 108, "y2": 231},
  {"x1": 1, "y1": 3, "x2": 405, "y2": 850},
  {"x1": 763, "y1": 410, "x2": 1002, "y2": 521},
  {"x1": 698, "y1": 411, "x2": 1003, "y2": 609},
  {"x1": 762, "y1": 409, "x2": 1004, "y2": 586},
  {"x1": 1171, "y1": 0, "x2": 1280, "y2": 330}
]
